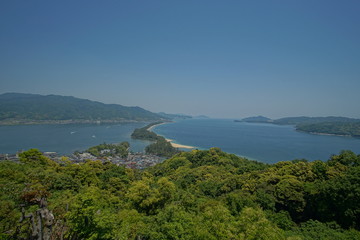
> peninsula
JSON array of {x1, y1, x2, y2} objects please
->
[{"x1": 237, "y1": 115, "x2": 360, "y2": 137}]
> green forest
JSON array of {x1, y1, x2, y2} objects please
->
[
  {"x1": 296, "y1": 122, "x2": 360, "y2": 137},
  {"x1": 0, "y1": 93, "x2": 163, "y2": 123},
  {"x1": 239, "y1": 116, "x2": 360, "y2": 137},
  {"x1": 85, "y1": 142, "x2": 130, "y2": 158},
  {"x1": 1, "y1": 148, "x2": 360, "y2": 239}
]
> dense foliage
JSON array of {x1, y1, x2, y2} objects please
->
[
  {"x1": 241, "y1": 115, "x2": 272, "y2": 123},
  {"x1": 274, "y1": 116, "x2": 360, "y2": 125},
  {"x1": 296, "y1": 122, "x2": 360, "y2": 137},
  {"x1": 239, "y1": 116, "x2": 360, "y2": 137},
  {"x1": 85, "y1": 142, "x2": 130, "y2": 158},
  {"x1": 0, "y1": 93, "x2": 163, "y2": 122},
  {"x1": 145, "y1": 138, "x2": 180, "y2": 158},
  {"x1": 157, "y1": 112, "x2": 192, "y2": 120},
  {"x1": 1, "y1": 148, "x2": 360, "y2": 239}
]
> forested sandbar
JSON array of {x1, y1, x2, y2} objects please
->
[{"x1": 147, "y1": 122, "x2": 167, "y2": 131}]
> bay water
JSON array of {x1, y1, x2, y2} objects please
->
[
  {"x1": 0, "y1": 122, "x2": 151, "y2": 155},
  {"x1": 153, "y1": 118, "x2": 360, "y2": 163},
  {"x1": 1, "y1": 119, "x2": 359, "y2": 163}
]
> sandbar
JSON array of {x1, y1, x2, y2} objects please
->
[
  {"x1": 147, "y1": 122, "x2": 196, "y2": 149},
  {"x1": 166, "y1": 138, "x2": 195, "y2": 149},
  {"x1": 147, "y1": 122, "x2": 167, "y2": 131}
]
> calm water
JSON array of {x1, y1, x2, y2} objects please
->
[
  {"x1": 153, "y1": 119, "x2": 360, "y2": 163},
  {"x1": 0, "y1": 122, "x2": 151, "y2": 155},
  {"x1": 1, "y1": 119, "x2": 359, "y2": 163}
]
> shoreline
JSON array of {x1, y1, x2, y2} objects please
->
[
  {"x1": 165, "y1": 138, "x2": 195, "y2": 149},
  {"x1": 0, "y1": 119, "x2": 157, "y2": 126},
  {"x1": 296, "y1": 130, "x2": 352, "y2": 137},
  {"x1": 147, "y1": 122, "x2": 167, "y2": 131},
  {"x1": 147, "y1": 121, "x2": 196, "y2": 149}
]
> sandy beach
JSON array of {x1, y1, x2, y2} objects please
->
[{"x1": 165, "y1": 138, "x2": 195, "y2": 149}]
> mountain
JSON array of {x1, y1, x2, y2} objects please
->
[
  {"x1": 296, "y1": 122, "x2": 360, "y2": 137},
  {"x1": 274, "y1": 116, "x2": 360, "y2": 125},
  {"x1": 237, "y1": 115, "x2": 360, "y2": 137},
  {"x1": 194, "y1": 115, "x2": 210, "y2": 119},
  {"x1": 240, "y1": 115, "x2": 272, "y2": 123},
  {"x1": 0, "y1": 93, "x2": 164, "y2": 124},
  {"x1": 157, "y1": 112, "x2": 192, "y2": 120}
]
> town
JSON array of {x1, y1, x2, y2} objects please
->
[{"x1": 0, "y1": 150, "x2": 166, "y2": 169}]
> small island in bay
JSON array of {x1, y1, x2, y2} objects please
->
[{"x1": 237, "y1": 115, "x2": 272, "y2": 123}]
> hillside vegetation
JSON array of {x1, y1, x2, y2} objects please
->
[
  {"x1": 274, "y1": 116, "x2": 360, "y2": 125},
  {"x1": 278, "y1": 117, "x2": 360, "y2": 137},
  {"x1": 85, "y1": 142, "x2": 130, "y2": 158},
  {"x1": 239, "y1": 116, "x2": 360, "y2": 137},
  {"x1": 0, "y1": 93, "x2": 163, "y2": 123},
  {"x1": 296, "y1": 122, "x2": 360, "y2": 137},
  {"x1": 1, "y1": 148, "x2": 360, "y2": 239}
]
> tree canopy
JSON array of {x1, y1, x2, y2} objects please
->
[{"x1": 1, "y1": 148, "x2": 360, "y2": 239}]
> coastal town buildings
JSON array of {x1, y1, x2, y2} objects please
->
[{"x1": 0, "y1": 151, "x2": 165, "y2": 169}]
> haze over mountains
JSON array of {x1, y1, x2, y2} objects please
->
[{"x1": 0, "y1": 93, "x2": 164, "y2": 123}]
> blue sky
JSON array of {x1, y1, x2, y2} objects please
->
[{"x1": 1, "y1": 0, "x2": 359, "y2": 119}]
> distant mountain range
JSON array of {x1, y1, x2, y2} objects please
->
[
  {"x1": 0, "y1": 93, "x2": 165, "y2": 124},
  {"x1": 273, "y1": 116, "x2": 360, "y2": 125},
  {"x1": 157, "y1": 112, "x2": 210, "y2": 119},
  {"x1": 157, "y1": 112, "x2": 192, "y2": 119},
  {"x1": 239, "y1": 116, "x2": 272, "y2": 123}
]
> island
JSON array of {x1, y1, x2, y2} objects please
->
[{"x1": 236, "y1": 115, "x2": 272, "y2": 123}]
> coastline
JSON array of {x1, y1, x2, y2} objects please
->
[
  {"x1": 0, "y1": 119, "x2": 156, "y2": 126},
  {"x1": 147, "y1": 122, "x2": 167, "y2": 131},
  {"x1": 296, "y1": 130, "x2": 352, "y2": 138},
  {"x1": 147, "y1": 121, "x2": 196, "y2": 149},
  {"x1": 165, "y1": 138, "x2": 195, "y2": 149}
]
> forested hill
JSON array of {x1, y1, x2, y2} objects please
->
[
  {"x1": 241, "y1": 115, "x2": 272, "y2": 123},
  {"x1": 273, "y1": 116, "x2": 360, "y2": 125},
  {"x1": 0, "y1": 93, "x2": 164, "y2": 123},
  {"x1": 1, "y1": 148, "x2": 360, "y2": 239},
  {"x1": 274, "y1": 117, "x2": 360, "y2": 137},
  {"x1": 238, "y1": 116, "x2": 360, "y2": 137}
]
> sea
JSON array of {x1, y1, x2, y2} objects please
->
[
  {"x1": 1, "y1": 118, "x2": 359, "y2": 164},
  {"x1": 152, "y1": 118, "x2": 360, "y2": 163},
  {"x1": 0, "y1": 122, "x2": 152, "y2": 155}
]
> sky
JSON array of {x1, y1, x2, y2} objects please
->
[{"x1": 1, "y1": 0, "x2": 360, "y2": 119}]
